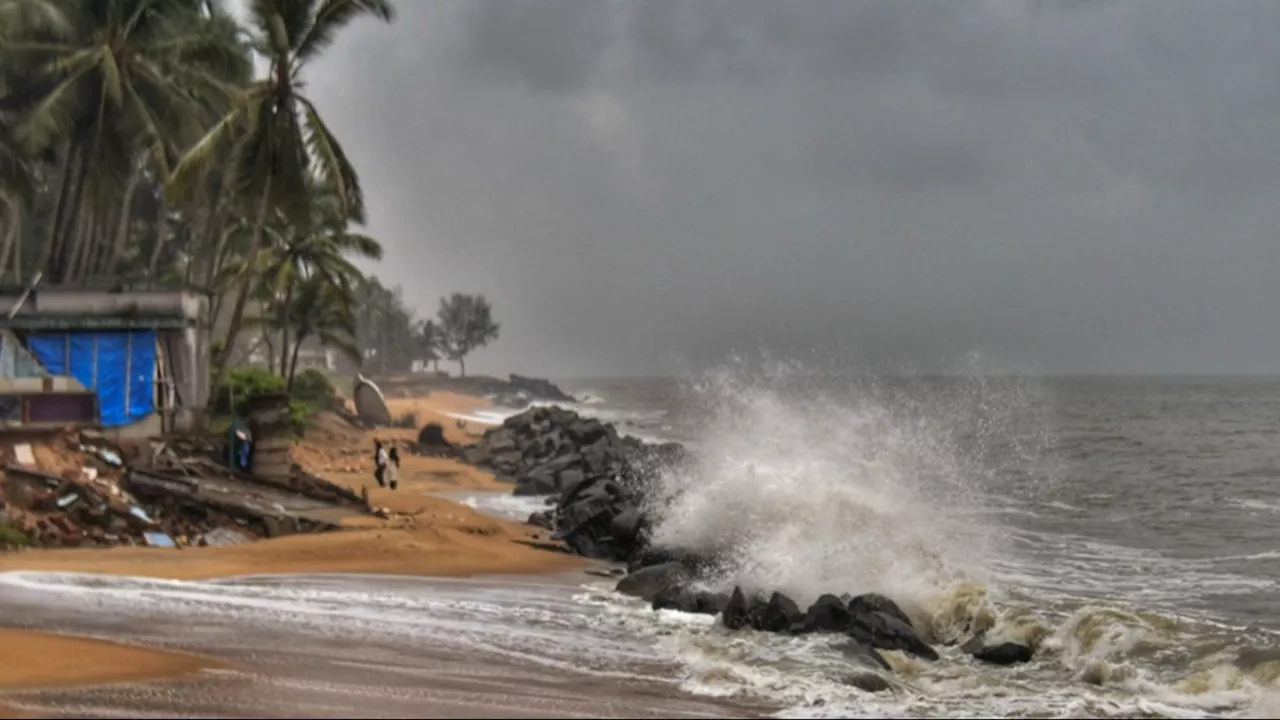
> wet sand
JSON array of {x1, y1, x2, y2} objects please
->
[
  {"x1": 0, "y1": 572, "x2": 767, "y2": 719},
  {"x1": 0, "y1": 630, "x2": 222, "y2": 691},
  {"x1": 0, "y1": 630, "x2": 224, "y2": 718}
]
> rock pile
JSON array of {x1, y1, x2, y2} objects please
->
[
  {"x1": 462, "y1": 406, "x2": 688, "y2": 561},
  {"x1": 613, "y1": 561, "x2": 1035, "y2": 675}
]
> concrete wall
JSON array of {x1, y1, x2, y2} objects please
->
[{"x1": 0, "y1": 289, "x2": 202, "y2": 318}]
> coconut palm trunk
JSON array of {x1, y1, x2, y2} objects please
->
[{"x1": 209, "y1": 175, "x2": 273, "y2": 404}]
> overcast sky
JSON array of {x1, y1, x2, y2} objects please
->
[{"x1": 256, "y1": 1, "x2": 1280, "y2": 378}]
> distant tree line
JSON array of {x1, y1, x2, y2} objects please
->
[{"x1": 354, "y1": 282, "x2": 499, "y2": 378}]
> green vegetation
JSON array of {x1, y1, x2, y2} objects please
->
[
  {"x1": 0, "y1": 523, "x2": 28, "y2": 549},
  {"x1": 212, "y1": 366, "x2": 332, "y2": 436},
  {"x1": 0, "y1": 0, "x2": 505, "y2": 429},
  {"x1": 0, "y1": 0, "x2": 394, "y2": 405}
]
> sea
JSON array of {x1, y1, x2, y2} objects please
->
[{"x1": 5, "y1": 367, "x2": 1280, "y2": 718}]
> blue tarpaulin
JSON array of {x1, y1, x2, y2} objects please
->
[{"x1": 27, "y1": 331, "x2": 156, "y2": 427}]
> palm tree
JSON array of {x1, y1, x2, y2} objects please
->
[
  {"x1": 260, "y1": 186, "x2": 381, "y2": 374},
  {"x1": 0, "y1": 0, "x2": 250, "y2": 283},
  {"x1": 169, "y1": 0, "x2": 395, "y2": 407},
  {"x1": 417, "y1": 319, "x2": 442, "y2": 372},
  {"x1": 0, "y1": 120, "x2": 32, "y2": 283},
  {"x1": 285, "y1": 271, "x2": 359, "y2": 387}
]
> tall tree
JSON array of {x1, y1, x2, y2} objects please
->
[
  {"x1": 436, "y1": 292, "x2": 499, "y2": 377},
  {"x1": 416, "y1": 318, "x2": 441, "y2": 372},
  {"x1": 0, "y1": 0, "x2": 250, "y2": 283},
  {"x1": 168, "y1": 0, "x2": 395, "y2": 408}
]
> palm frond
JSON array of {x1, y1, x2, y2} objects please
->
[
  {"x1": 167, "y1": 100, "x2": 248, "y2": 202},
  {"x1": 13, "y1": 60, "x2": 93, "y2": 151},
  {"x1": 297, "y1": 94, "x2": 364, "y2": 223},
  {"x1": 295, "y1": 0, "x2": 395, "y2": 63}
]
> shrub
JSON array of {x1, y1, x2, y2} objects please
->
[
  {"x1": 214, "y1": 367, "x2": 286, "y2": 416},
  {"x1": 289, "y1": 398, "x2": 313, "y2": 436},
  {"x1": 394, "y1": 411, "x2": 417, "y2": 429},
  {"x1": 291, "y1": 368, "x2": 336, "y2": 411},
  {"x1": 0, "y1": 523, "x2": 28, "y2": 549}
]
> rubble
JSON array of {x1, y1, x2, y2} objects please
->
[{"x1": 0, "y1": 425, "x2": 372, "y2": 552}]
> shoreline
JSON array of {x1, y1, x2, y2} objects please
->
[{"x1": 0, "y1": 389, "x2": 601, "y2": 715}]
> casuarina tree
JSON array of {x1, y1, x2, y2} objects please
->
[{"x1": 436, "y1": 292, "x2": 499, "y2": 377}]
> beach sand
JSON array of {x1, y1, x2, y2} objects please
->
[
  {"x1": 0, "y1": 630, "x2": 222, "y2": 691},
  {"x1": 0, "y1": 390, "x2": 626, "y2": 717}
]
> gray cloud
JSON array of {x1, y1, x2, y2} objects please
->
[{"x1": 295, "y1": 0, "x2": 1280, "y2": 377}]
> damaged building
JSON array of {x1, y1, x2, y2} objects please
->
[{"x1": 0, "y1": 287, "x2": 210, "y2": 435}]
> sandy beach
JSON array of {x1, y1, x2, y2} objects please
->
[{"x1": 0, "y1": 390, "x2": 631, "y2": 718}]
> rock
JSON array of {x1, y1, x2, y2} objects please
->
[
  {"x1": 526, "y1": 510, "x2": 554, "y2": 530},
  {"x1": 507, "y1": 374, "x2": 575, "y2": 402},
  {"x1": 652, "y1": 587, "x2": 730, "y2": 616},
  {"x1": 695, "y1": 591, "x2": 730, "y2": 615},
  {"x1": 416, "y1": 423, "x2": 452, "y2": 449},
  {"x1": 608, "y1": 505, "x2": 643, "y2": 545},
  {"x1": 628, "y1": 546, "x2": 681, "y2": 572},
  {"x1": 972, "y1": 642, "x2": 1034, "y2": 666},
  {"x1": 847, "y1": 593, "x2": 914, "y2": 629},
  {"x1": 615, "y1": 562, "x2": 692, "y2": 602},
  {"x1": 832, "y1": 640, "x2": 893, "y2": 671},
  {"x1": 754, "y1": 591, "x2": 803, "y2": 633},
  {"x1": 837, "y1": 670, "x2": 893, "y2": 693},
  {"x1": 484, "y1": 428, "x2": 519, "y2": 452},
  {"x1": 798, "y1": 594, "x2": 854, "y2": 633},
  {"x1": 849, "y1": 611, "x2": 939, "y2": 661},
  {"x1": 651, "y1": 585, "x2": 697, "y2": 613},
  {"x1": 513, "y1": 469, "x2": 558, "y2": 496},
  {"x1": 568, "y1": 420, "x2": 609, "y2": 445},
  {"x1": 556, "y1": 469, "x2": 585, "y2": 494},
  {"x1": 722, "y1": 586, "x2": 755, "y2": 630}
]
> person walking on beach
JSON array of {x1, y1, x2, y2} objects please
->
[
  {"x1": 387, "y1": 445, "x2": 401, "y2": 491},
  {"x1": 374, "y1": 440, "x2": 388, "y2": 489}
]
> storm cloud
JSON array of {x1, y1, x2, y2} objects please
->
[{"x1": 290, "y1": 0, "x2": 1280, "y2": 377}]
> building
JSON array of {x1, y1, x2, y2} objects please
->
[
  {"x1": 0, "y1": 288, "x2": 210, "y2": 436},
  {"x1": 245, "y1": 334, "x2": 337, "y2": 373}
]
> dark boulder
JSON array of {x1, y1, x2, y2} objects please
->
[
  {"x1": 832, "y1": 640, "x2": 893, "y2": 671},
  {"x1": 609, "y1": 505, "x2": 643, "y2": 546},
  {"x1": 847, "y1": 593, "x2": 914, "y2": 629},
  {"x1": 722, "y1": 586, "x2": 759, "y2": 630},
  {"x1": 513, "y1": 469, "x2": 558, "y2": 496},
  {"x1": 798, "y1": 594, "x2": 854, "y2": 633},
  {"x1": 961, "y1": 633, "x2": 1033, "y2": 665},
  {"x1": 416, "y1": 422, "x2": 455, "y2": 452},
  {"x1": 628, "y1": 546, "x2": 681, "y2": 572},
  {"x1": 651, "y1": 585, "x2": 698, "y2": 613},
  {"x1": 651, "y1": 587, "x2": 726, "y2": 616},
  {"x1": 526, "y1": 510, "x2": 554, "y2": 530},
  {"x1": 695, "y1": 591, "x2": 731, "y2": 615},
  {"x1": 568, "y1": 420, "x2": 609, "y2": 445},
  {"x1": 849, "y1": 611, "x2": 939, "y2": 661},
  {"x1": 837, "y1": 671, "x2": 893, "y2": 693},
  {"x1": 556, "y1": 469, "x2": 586, "y2": 494},
  {"x1": 615, "y1": 561, "x2": 691, "y2": 602},
  {"x1": 754, "y1": 592, "x2": 803, "y2": 633}
]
